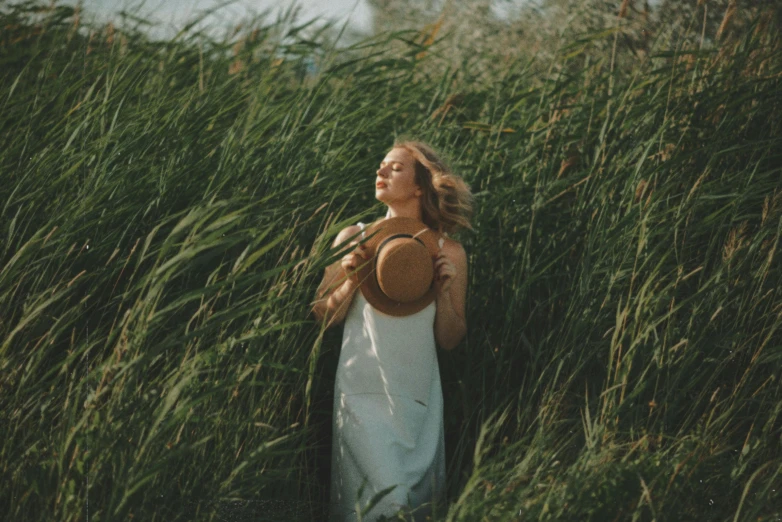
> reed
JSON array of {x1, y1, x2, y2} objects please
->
[{"x1": 1, "y1": 1, "x2": 780, "y2": 520}]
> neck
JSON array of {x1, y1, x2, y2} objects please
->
[{"x1": 385, "y1": 200, "x2": 422, "y2": 221}]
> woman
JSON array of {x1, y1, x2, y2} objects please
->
[{"x1": 312, "y1": 141, "x2": 472, "y2": 521}]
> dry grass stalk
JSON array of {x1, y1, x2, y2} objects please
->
[
  {"x1": 634, "y1": 179, "x2": 648, "y2": 202},
  {"x1": 229, "y1": 60, "x2": 245, "y2": 75},
  {"x1": 430, "y1": 93, "x2": 464, "y2": 123},
  {"x1": 761, "y1": 190, "x2": 780, "y2": 226},
  {"x1": 416, "y1": 11, "x2": 446, "y2": 60},
  {"x1": 723, "y1": 222, "x2": 747, "y2": 262},
  {"x1": 618, "y1": 0, "x2": 631, "y2": 19},
  {"x1": 557, "y1": 156, "x2": 578, "y2": 178},
  {"x1": 716, "y1": 0, "x2": 737, "y2": 40}
]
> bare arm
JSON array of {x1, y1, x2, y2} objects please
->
[
  {"x1": 312, "y1": 226, "x2": 367, "y2": 328},
  {"x1": 433, "y1": 240, "x2": 468, "y2": 351}
]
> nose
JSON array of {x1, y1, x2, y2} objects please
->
[{"x1": 377, "y1": 166, "x2": 388, "y2": 178}]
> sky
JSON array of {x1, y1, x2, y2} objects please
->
[
  {"x1": 57, "y1": 0, "x2": 663, "y2": 39},
  {"x1": 75, "y1": 0, "x2": 375, "y2": 36},
  {"x1": 67, "y1": 0, "x2": 541, "y2": 38}
]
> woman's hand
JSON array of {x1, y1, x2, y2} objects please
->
[
  {"x1": 341, "y1": 241, "x2": 369, "y2": 283},
  {"x1": 433, "y1": 251, "x2": 456, "y2": 294},
  {"x1": 312, "y1": 225, "x2": 367, "y2": 327}
]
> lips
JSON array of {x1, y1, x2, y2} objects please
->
[{"x1": 376, "y1": 181, "x2": 387, "y2": 188}]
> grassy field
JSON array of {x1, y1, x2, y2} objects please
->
[{"x1": 1, "y1": 1, "x2": 781, "y2": 520}]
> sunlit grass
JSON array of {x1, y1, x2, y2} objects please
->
[{"x1": 1, "y1": 1, "x2": 781, "y2": 520}]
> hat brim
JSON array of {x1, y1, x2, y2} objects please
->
[{"x1": 356, "y1": 217, "x2": 441, "y2": 317}]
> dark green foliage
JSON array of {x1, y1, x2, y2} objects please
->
[{"x1": 1, "y1": 1, "x2": 780, "y2": 520}]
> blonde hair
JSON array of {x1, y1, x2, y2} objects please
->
[{"x1": 394, "y1": 140, "x2": 473, "y2": 235}]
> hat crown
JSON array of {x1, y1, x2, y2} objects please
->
[
  {"x1": 356, "y1": 217, "x2": 440, "y2": 317},
  {"x1": 376, "y1": 237, "x2": 434, "y2": 303}
]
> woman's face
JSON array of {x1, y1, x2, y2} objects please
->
[{"x1": 375, "y1": 148, "x2": 422, "y2": 205}]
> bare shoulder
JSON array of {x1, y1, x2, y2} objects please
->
[
  {"x1": 442, "y1": 237, "x2": 467, "y2": 264},
  {"x1": 333, "y1": 225, "x2": 362, "y2": 247}
]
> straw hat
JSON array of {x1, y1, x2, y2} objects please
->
[{"x1": 355, "y1": 217, "x2": 442, "y2": 317}]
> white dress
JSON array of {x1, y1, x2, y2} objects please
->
[{"x1": 330, "y1": 225, "x2": 446, "y2": 521}]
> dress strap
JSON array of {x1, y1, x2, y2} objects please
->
[{"x1": 360, "y1": 220, "x2": 445, "y2": 250}]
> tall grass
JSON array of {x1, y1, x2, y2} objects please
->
[{"x1": 1, "y1": 1, "x2": 780, "y2": 520}]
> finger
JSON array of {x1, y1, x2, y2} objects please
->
[
  {"x1": 438, "y1": 269, "x2": 455, "y2": 281},
  {"x1": 436, "y1": 257, "x2": 451, "y2": 267},
  {"x1": 435, "y1": 274, "x2": 453, "y2": 284},
  {"x1": 440, "y1": 266, "x2": 454, "y2": 277}
]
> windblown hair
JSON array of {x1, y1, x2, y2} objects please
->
[{"x1": 394, "y1": 140, "x2": 473, "y2": 235}]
